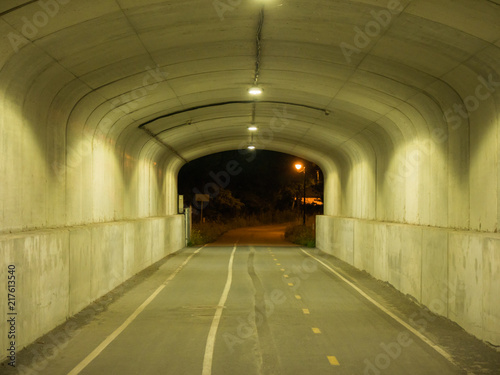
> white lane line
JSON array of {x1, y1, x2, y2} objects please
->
[
  {"x1": 68, "y1": 246, "x2": 205, "y2": 375},
  {"x1": 300, "y1": 249, "x2": 459, "y2": 367},
  {"x1": 202, "y1": 245, "x2": 237, "y2": 375}
]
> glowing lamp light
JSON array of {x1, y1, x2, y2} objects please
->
[
  {"x1": 295, "y1": 163, "x2": 303, "y2": 171},
  {"x1": 248, "y1": 126, "x2": 258, "y2": 131},
  {"x1": 248, "y1": 145, "x2": 256, "y2": 150},
  {"x1": 248, "y1": 86, "x2": 263, "y2": 95}
]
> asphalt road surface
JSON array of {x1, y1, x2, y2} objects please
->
[
  {"x1": 4, "y1": 226, "x2": 499, "y2": 375},
  {"x1": 208, "y1": 224, "x2": 297, "y2": 247}
]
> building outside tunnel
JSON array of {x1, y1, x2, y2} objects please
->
[{"x1": 0, "y1": 0, "x2": 500, "y2": 367}]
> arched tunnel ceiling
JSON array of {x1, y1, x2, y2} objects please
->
[{"x1": 1, "y1": 0, "x2": 500, "y2": 168}]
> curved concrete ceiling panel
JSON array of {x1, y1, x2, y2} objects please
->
[{"x1": 1, "y1": 0, "x2": 499, "y2": 226}]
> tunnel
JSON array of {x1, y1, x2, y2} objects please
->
[{"x1": 1, "y1": 0, "x2": 500, "y2": 372}]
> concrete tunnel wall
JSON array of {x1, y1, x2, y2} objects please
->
[
  {"x1": 315, "y1": 59, "x2": 500, "y2": 345},
  {"x1": 0, "y1": 27, "x2": 186, "y2": 361}
]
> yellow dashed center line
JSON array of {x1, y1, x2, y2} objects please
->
[
  {"x1": 270, "y1": 252, "x2": 338, "y2": 369},
  {"x1": 328, "y1": 356, "x2": 340, "y2": 366}
]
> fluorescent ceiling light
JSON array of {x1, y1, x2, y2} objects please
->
[
  {"x1": 248, "y1": 126, "x2": 258, "y2": 131},
  {"x1": 248, "y1": 87, "x2": 262, "y2": 95}
]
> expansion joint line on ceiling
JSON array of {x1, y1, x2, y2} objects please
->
[
  {"x1": 253, "y1": 6, "x2": 265, "y2": 86},
  {"x1": 141, "y1": 127, "x2": 188, "y2": 163},
  {"x1": 252, "y1": 101, "x2": 257, "y2": 123},
  {"x1": 249, "y1": 6, "x2": 264, "y2": 144}
]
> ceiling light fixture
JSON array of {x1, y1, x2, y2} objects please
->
[
  {"x1": 248, "y1": 125, "x2": 258, "y2": 131},
  {"x1": 248, "y1": 145, "x2": 256, "y2": 150},
  {"x1": 248, "y1": 86, "x2": 263, "y2": 95}
]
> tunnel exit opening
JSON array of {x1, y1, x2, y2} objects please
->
[{"x1": 177, "y1": 150, "x2": 324, "y2": 246}]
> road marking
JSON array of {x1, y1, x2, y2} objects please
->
[
  {"x1": 276, "y1": 263, "x2": 281, "y2": 266},
  {"x1": 273, "y1": 258, "x2": 278, "y2": 261},
  {"x1": 312, "y1": 327, "x2": 321, "y2": 334},
  {"x1": 288, "y1": 282, "x2": 294, "y2": 286},
  {"x1": 295, "y1": 295, "x2": 302, "y2": 300},
  {"x1": 202, "y1": 245, "x2": 237, "y2": 375},
  {"x1": 280, "y1": 268, "x2": 285, "y2": 272},
  {"x1": 303, "y1": 308, "x2": 310, "y2": 314},
  {"x1": 301, "y1": 249, "x2": 458, "y2": 367},
  {"x1": 283, "y1": 274, "x2": 289, "y2": 278},
  {"x1": 67, "y1": 246, "x2": 205, "y2": 375},
  {"x1": 328, "y1": 356, "x2": 340, "y2": 366}
]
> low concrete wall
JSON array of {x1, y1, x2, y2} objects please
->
[
  {"x1": 0, "y1": 215, "x2": 185, "y2": 362},
  {"x1": 316, "y1": 215, "x2": 500, "y2": 346}
]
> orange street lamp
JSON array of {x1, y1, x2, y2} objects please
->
[{"x1": 294, "y1": 162, "x2": 306, "y2": 225}]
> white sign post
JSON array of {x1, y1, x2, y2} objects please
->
[{"x1": 195, "y1": 194, "x2": 210, "y2": 223}]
